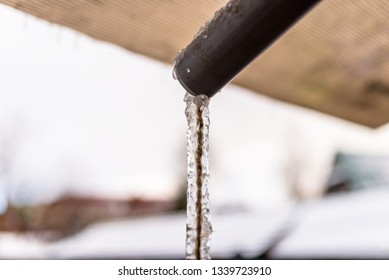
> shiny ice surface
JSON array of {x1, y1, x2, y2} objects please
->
[{"x1": 184, "y1": 92, "x2": 212, "y2": 260}]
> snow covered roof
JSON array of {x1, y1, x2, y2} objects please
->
[
  {"x1": 270, "y1": 188, "x2": 389, "y2": 259},
  {"x1": 2, "y1": 188, "x2": 388, "y2": 259}
]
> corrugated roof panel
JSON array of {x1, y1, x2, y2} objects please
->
[{"x1": 1, "y1": 0, "x2": 389, "y2": 127}]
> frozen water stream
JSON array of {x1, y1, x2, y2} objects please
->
[{"x1": 184, "y1": 92, "x2": 212, "y2": 260}]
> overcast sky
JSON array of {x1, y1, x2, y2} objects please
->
[{"x1": 1, "y1": 4, "x2": 389, "y2": 213}]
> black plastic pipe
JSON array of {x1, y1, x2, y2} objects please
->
[{"x1": 174, "y1": 0, "x2": 320, "y2": 98}]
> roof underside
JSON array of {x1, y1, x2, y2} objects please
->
[{"x1": 1, "y1": 0, "x2": 389, "y2": 127}]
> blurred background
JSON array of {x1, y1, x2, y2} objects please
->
[{"x1": 1, "y1": 1, "x2": 389, "y2": 259}]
